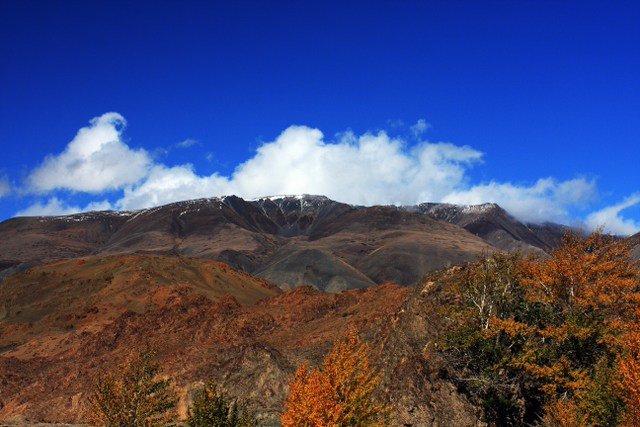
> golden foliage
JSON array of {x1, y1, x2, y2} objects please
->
[
  {"x1": 523, "y1": 232, "x2": 638, "y2": 314},
  {"x1": 439, "y1": 231, "x2": 640, "y2": 425},
  {"x1": 617, "y1": 324, "x2": 640, "y2": 427},
  {"x1": 541, "y1": 399, "x2": 592, "y2": 427},
  {"x1": 518, "y1": 233, "x2": 639, "y2": 397},
  {"x1": 281, "y1": 328, "x2": 388, "y2": 427}
]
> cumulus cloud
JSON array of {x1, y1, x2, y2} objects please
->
[
  {"x1": 443, "y1": 177, "x2": 597, "y2": 224},
  {"x1": 111, "y1": 125, "x2": 601, "y2": 226},
  {"x1": 21, "y1": 113, "x2": 615, "y2": 228},
  {"x1": 117, "y1": 164, "x2": 228, "y2": 210},
  {"x1": 26, "y1": 112, "x2": 152, "y2": 193},
  {"x1": 585, "y1": 194, "x2": 640, "y2": 235},
  {"x1": 115, "y1": 126, "x2": 484, "y2": 210}
]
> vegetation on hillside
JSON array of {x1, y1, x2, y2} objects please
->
[
  {"x1": 85, "y1": 231, "x2": 640, "y2": 426},
  {"x1": 88, "y1": 330, "x2": 387, "y2": 426},
  {"x1": 187, "y1": 380, "x2": 257, "y2": 427},
  {"x1": 436, "y1": 232, "x2": 640, "y2": 426},
  {"x1": 88, "y1": 347, "x2": 177, "y2": 427},
  {"x1": 281, "y1": 328, "x2": 389, "y2": 427},
  {"x1": 89, "y1": 348, "x2": 259, "y2": 427}
]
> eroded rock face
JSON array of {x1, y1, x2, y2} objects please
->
[{"x1": 376, "y1": 278, "x2": 485, "y2": 427}]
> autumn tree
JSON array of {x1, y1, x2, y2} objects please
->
[
  {"x1": 438, "y1": 232, "x2": 640, "y2": 426},
  {"x1": 187, "y1": 380, "x2": 258, "y2": 427},
  {"x1": 439, "y1": 252, "x2": 531, "y2": 424},
  {"x1": 617, "y1": 324, "x2": 640, "y2": 427},
  {"x1": 518, "y1": 232, "x2": 638, "y2": 401},
  {"x1": 88, "y1": 347, "x2": 177, "y2": 427},
  {"x1": 539, "y1": 398, "x2": 591, "y2": 427},
  {"x1": 281, "y1": 328, "x2": 388, "y2": 427}
]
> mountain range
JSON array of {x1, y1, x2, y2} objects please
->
[
  {"x1": 1, "y1": 195, "x2": 639, "y2": 425},
  {"x1": 0, "y1": 195, "x2": 577, "y2": 291}
]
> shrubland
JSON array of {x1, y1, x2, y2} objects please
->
[
  {"x1": 436, "y1": 232, "x2": 640, "y2": 426},
  {"x1": 86, "y1": 231, "x2": 640, "y2": 426}
]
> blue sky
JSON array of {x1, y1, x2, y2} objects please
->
[{"x1": 0, "y1": 0, "x2": 638, "y2": 234}]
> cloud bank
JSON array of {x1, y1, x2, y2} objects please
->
[
  {"x1": 15, "y1": 113, "x2": 640, "y2": 235},
  {"x1": 443, "y1": 177, "x2": 597, "y2": 224},
  {"x1": 114, "y1": 126, "x2": 485, "y2": 210}
]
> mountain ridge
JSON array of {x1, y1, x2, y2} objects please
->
[{"x1": 0, "y1": 195, "x2": 573, "y2": 290}]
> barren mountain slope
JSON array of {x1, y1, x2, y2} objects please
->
[
  {"x1": 413, "y1": 202, "x2": 568, "y2": 255},
  {"x1": 255, "y1": 204, "x2": 495, "y2": 288},
  {"x1": 0, "y1": 212, "x2": 131, "y2": 271},
  {"x1": 0, "y1": 196, "x2": 498, "y2": 291},
  {"x1": 0, "y1": 256, "x2": 484, "y2": 426},
  {"x1": 0, "y1": 255, "x2": 280, "y2": 357},
  {"x1": 630, "y1": 232, "x2": 640, "y2": 260}
]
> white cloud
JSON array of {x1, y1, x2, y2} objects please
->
[
  {"x1": 115, "y1": 126, "x2": 484, "y2": 210},
  {"x1": 111, "y1": 125, "x2": 602, "y2": 226},
  {"x1": 15, "y1": 197, "x2": 114, "y2": 217},
  {"x1": 26, "y1": 112, "x2": 152, "y2": 193},
  {"x1": 20, "y1": 114, "x2": 612, "y2": 227},
  {"x1": 443, "y1": 177, "x2": 597, "y2": 224},
  {"x1": 177, "y1": 138, "x2": 199, "y2": 148},
  {"x1": 585, "y1": 194, "x2": 640, "y2": 236},
  {"x1": 410, "y1": 119, "x2": 430, "y2": 136},
  {"x1": 0, "y1": 176, "x2": 9, "y2": 198},
  {"x1": 15, "y1": 197, "x2": 81, "y2": 217},
  {"x1": 117, "y1": 164, "x2": 229, "y2": 210}
]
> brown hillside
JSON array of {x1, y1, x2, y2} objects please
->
[
  {"x1": 0, "y1": 195, "x2": 530, "y2": 291},
  {"x1": 0, "y1": 255, "x2": 481, "y2": 426},
  {"x1": 0, "y1": 255, "x2": 280, "y2": 359}
]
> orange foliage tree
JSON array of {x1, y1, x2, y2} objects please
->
[
  {"x1": 439, "y1": 231, "x2": 640, "y2": 426},
  {"x1": 617, "y1": 324, "x2": 640, "y2": 427},
  {"x1": 519, "y1": 233, "x2": 639, "y2": 397},
  {"x1": 281, "y1": 328, "x2": 388, "y2": 427},
  {"x1": 540, "y1": 398, "x2": 591, "y2": 427}
]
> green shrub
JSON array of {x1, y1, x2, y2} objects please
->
[
  {"x1": 187, "y1": 380, "x2": 258, "y2": 427},
  {"x1": 88, "y1": 347, "x2": 177, "y2": 427}
]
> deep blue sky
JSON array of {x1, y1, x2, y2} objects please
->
[{"x1": 0, "y1": 0, "x2": 638, "y2": 231}]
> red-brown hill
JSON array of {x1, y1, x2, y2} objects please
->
[{"x1": 0, "y1": 255, "x2": 480, "y2": 426}]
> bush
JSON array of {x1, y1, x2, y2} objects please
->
[
  {"x1": 437, "y1": 232, "x2": 640, "y2": 426},
  {"x1": 88, "y1": 347, "x2": 177, "y2": 427},
  {"x1": 187, "y1": 380, "x2": 258, "y2": 427}
]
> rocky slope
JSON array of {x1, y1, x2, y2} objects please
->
[
  {"x1": 0, "y1": 255, "x2": 280, "y2": 358},
  {"x1": 630, "y1": 232, "x2": 640, "y2": 260},
  {"x1": 0, "y1": 255, "x2": 484, "y2": 426},
  {"x1": 412, "y1": 202, "x2": 569, "y2": 255}
]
